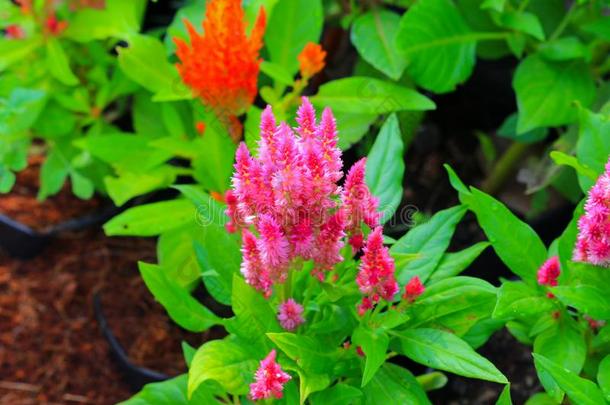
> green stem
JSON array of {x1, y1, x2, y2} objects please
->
[
  {"x1": 550, "y1": 3, "x2": 576, "y2": 41},
  {"x1": 481, "y1": 141, "x2": 531, "y2": 195}
]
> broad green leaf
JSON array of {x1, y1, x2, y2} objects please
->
[
  {"x1": 70, "y1": 170, "x2": 95, "y2": 200},
  {"x1": 0, "y1": 88, "x2": 47, "y2": 135},
  {"x1": 407, "y1": 277, "x2": 497, "y2": 336},
  {"x1": 362, "y1": 363, "x2": 431, "y2": 405},
  {"x1": 395, "y1": 0, "x2": 477, "y2": 93},
  {"x1": 188, "y1": 339, "x2": 258, "y2": 397},
  {"x1": 552, "y1": 285, "x2": 610, "y2": 320},
  {"x1": 534, "y1": 318, "x2": 586, "y2": 402},
  {"x1": 598, "y1": 355, "x2": 610, "y2": 402},
  {"x1": 309, "y1": 384, "x2": 362, "y2": 405},
  {"x1": 46, "y1": 40, "x2": 78, "y2": 86},
  {"x1": 351, "y1": 10, "x2": 406, "y2": 80},
  {"x1": 497, "y1": 112, "x2": 548, "y2": 143},
  {"x1": 244, "y1": 106, "x2": 262, "y2": 154},
  {"x1": 164, "y1": 0, "x2": 206, "y2": 54},
  {"x1": 118, "y1": 374, "x2": 222, "y2": 405},
  {"x1": 416, "y1": 371, "x2": 448, "y2": 391},
  {"x1": 295, "y1": 368, "x2": 330, "y2": 404},
  {"x1": 104, "y1": 200, "x2": 196, "y2": 236},
  {"x1": 493, "y1": 281, "x2": 553, "y2": 320},
  {"x1": 395, "y1": 328, "x2": 508, "y2": 384},
  {"x1": 366, "y1": 114, "x2": 404, "y2": 223},
  {"x1": 139, "y1": 262, "x2": 221, "y2": 332},
  {"x1": 549, "y1": 151, "x2": 597, "y2": 182},
  {"x1": 539, "y1": 37, "x2": 589, "y2": 61},
  {"x1": 524, "y1": 393, "x2": 557, "y2": 405},
  {"x1": 481, "y1": 0, "x2": 505, "y2": 11},
  {"x1": 38, "y1": 147, "x2": 69, "y2": 200},
  {"x1": 576, "y1": 108, "x2": 610, "y2": 191},
  {"x1": 391, "y1": 205, "x2": 467, "y2": 284},
  {"x1": 0, "y1": 169, "x2": 16, "y2": 193},
  {"x1": 174, "y1": 185, "x2": 227, "y2": 227},
  {"x1": 533, "y1": 354, "x2": 606, "y2": 405},
  {"x1": 496, "y1": 384, "x2": 512, "y2": 405},
  {"x1": 334, "y1": 111, "x2": 376, "y2": 150},
  {"x1": 495, "y1": 11, "x2": 544, "y2": 40},
  {"x1": 229, "y1": 276, "x2": 280, "y2": 352},
  {"x1": 583, "y1": 16, "x2": 610, "y2": 41},
  {"x1": 352, "y1": 326, "x2": 389, "y2": 387},
  {"x1": 267, "y1": 333, "x2": 339, "y2": 376},
  {"x1": 311, "y1": 77, "x2": 435, "y2": 114},
  {"x1": 513, "y1": 56, "x2": 595, "y2": 133},
  {"x1": 260, "y1": 60, "x2": 294, "y2": 86},
  {"x1": 467, "y1": 188, "x2": 547, "y2": 284},
  {"x1": 192, "y1": 121, "x2": 236, "y2": 193},
  {"x1": 105, "y1": 166, "x2": 178, "y2": 206},
  {"x1": 461, "y1": 318, "x2": 505, "y2": 349},
  {"x1": 64, "y1": 0, "x2": 144, "y2": 41},
  {"x1": 0, "y1": 37, "x2": 43, "y2": 72},
  {"x1": 430, "y1": 241, "x2": 490, "y2": 281},
  {"x1": 265, "y1": 0, "x2": 323, "y2": 74},
  {"x1": 158, "y1": 224, "x2": 202, "y2": 288}
]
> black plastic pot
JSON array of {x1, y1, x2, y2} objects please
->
[
  {"x1": 93, "y1": 292, "x2": 169, "y2": 391},
  {"x1": 0, "y1": 203, "x2": 120, "y2": 259}
]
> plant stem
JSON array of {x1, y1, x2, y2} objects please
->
[
  {"x1": 481, "y1": 141, "x2": 531, "y2": 195},
  {"x1": 550, "y1": 2, "x2": 576, "y2": 41}
]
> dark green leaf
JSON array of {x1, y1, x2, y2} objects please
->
[
  {"x1": 598, "y1": 355, "x2": 610, "y2": 402},
  {"x1": 493, "y1": 281, "x2": 553, "y2": 320},
  {"x1": 430, "y1": 242, "x2": 490, "y2": 281}
]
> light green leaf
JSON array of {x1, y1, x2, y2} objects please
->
[
  {"x1": 430, "y1": 241, "x2": 490, "y2": 281},
  {"x1": 267, "y1": 333, "x2": 339, "y2": 376},
  {"x1": 552, "y1": 285, "x2": 610, "y2": 320},
  {"x1": 118, "y1": 374, "x2": 223, "y2": 405},
  {"x1": 191, "y1": 120, "x2": 236, "y2": 193},
  {"x1": 395, "y1": 328, "x2": 507, "y2": 384},
  {"x1": 352, "y1": 326, "x2": 389, "y2": 387},
  {"x1": 351, "y1": 10, "x2": 406, "y2": 81},
  {"x1": 362, "y1": 364, "x2": 431, "y2": 405},
  {"x1": 70, "y1": 170, "x2": 95, "y2": 200},
  {"x1": 496, "y1": 384, "x2": 512, "y2": 405},
  {"x1": 334, "y1": 111, "x2": 376, "y2": 150},
  {"x1": 105, "y1": 166, "x2": 178, "y2": 206},
  {"x1": 576, "y1": 108, "x2": 610, "y2": 192},
  {"x1": 533, "y1": 354, "x2": 606, "y2": 405},
  {"x1": 513, "y1": 56, "x2": 595, "y2": 133},
  {"x1": 366, "y1": 114, "x2": 404, "y2": 223},
  {"x1": 260, "y1": 60, "x2": 294, "y2": 86},
  {"x1": 38, "y1": 147, "x2": 69, "y2": 200},
  {"x1": 103, "y1": 200, "x2": 196, "y2": 236},
  {"x1": 311, "y1": 77, "x2": 435, "y2": 114},
  {"x1": 46, "y1": 40, "x2": 78, "y2": 86},
  {"x1": 539, "y1": 37, "x2": 589, "y2": 61},
  {"x1": 496, "y1": 11, "x2": 545, "y2": 40},
  {"x1": 391, "y1": 205, "x2": 467, "y2": 284},
  {"x1": 64, "y1": 0, "x2": 144, "y2": 41},
  {"x1": 598, "y1": 355, "x2": 610, "y2": 402},
  {"x1": 395, "y1": 0, "x2": 478, "y2": 93},
  {"x1": 549, "y1": 151, "x2": 597, "y2": 182},
  {"x1": 309, "y1": 384, "x2": 362, "y2": 405},
  {"x1": 188, "y1": 339, "x2": 258, "y2": 397},
  {"x1": 0, "y1": 37, "x2": 43, "y2": 72},
  {"x1": 265, "y1": 0, "x2": 323, "y2": 75},
  {"x1": 416, "y1": 371, "x2": 448, "y2": 391},
  {"x1": 139, "y1": 262, "x2": 221, "y2": 332},
  {"x1": 493, "y1": 281, "x2": 553, "y2": 320}
]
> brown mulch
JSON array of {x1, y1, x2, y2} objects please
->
[
  {"x1": 0, "y1": 229, "x2": 209, "y2": 404},
  {"x1": 0, "y1": 156, "x2": 101, "y2": 230}
]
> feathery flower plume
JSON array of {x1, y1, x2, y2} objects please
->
[
  {"x1": 298, "y1": 42, "x2": 326, "y2": 79},
  {"x1": 227, "y1": 98, "x2": 382, "y2": 296},
  {"x1": 537, "y1": 256, "x2": 560, "y2": 287},
  {"x1": 5, "y1": 25, "x2": 25, "y2": 39},
  {"x1": 277, "y1": 299, "x2": 305, "y2": 331},
  {"x1": 403, "y1": 276, "x2": 425, "y2": 302},
  {"x1": 249, "y1": 350, "x2": 291, "y2": 400},
  {"x1": 356, "y1": 227, "x2": 398, "y2": 314},
  {"x1": 174, "y1": 0, "x2": 266, "y2": 140},
  {"x1": 574, "y1": 158, "x2": 610, "y2": 266}
]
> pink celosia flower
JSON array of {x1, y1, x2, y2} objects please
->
[
  {"x1": 342, "y1": 158, "x2": 380, "y2": 250},
  {"x1": 311, "y1": 210, "x2": 345, "y2": 280},
  {"x1": 537, "y1": 256, "x2": 560, "y2": 287},
  {"x1": 356, "y1": 227, "x2": 398, "y2": 314},
  {"x1": 5, "y1": 25, "x2": 25, "y2": 39},
  {"x1": 403, "y1": 276, "x2": 425, "y2": 302},
  {"x1": 240, "y1": 230, "x2": 272, "y2": 297},
  {"x1": 357, "y1": 296, "x2": 373, "y2": 316},
  {"x1": 277, "y1": 299, "x2": 305, "y2": 331},
  {"x1": 249, "y1": 350, "x2": 291, "y2": 401},
  {"x1": 574, "y1": 159, "x2": 610, "y2": 266},
  {"x1": 257, "y1": 214, "x2": 290, "y2": 273}
]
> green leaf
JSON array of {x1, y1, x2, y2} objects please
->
[
  {"x1": 0, "y1": 88, "x2": 47, "y2": 135},
  {"x1": 513, "y1": 56, "x2": 595, "y2": 134},
  {"x1": 46, "y1": 39, "x2": 79, "y2": 86},
  {"x1": 496, "y1": 384, "x2": 512, "y2": 405},
  {"x1": 192, "y1": 121, "x2": 236, "y2": 193},
  {"x1": 334, "y1": 111, "x2": 376, "y2": 150},
  {"x1": 496, "y1": 11, "x2": 545, "y2": 40},
  {"x1": 265, "y1": 0, "x2": 323, "y2": 75},
  {"x1": 416, "y1": 371, "x2": 448, "y2": 391},
  {"x1": 395, "y1": 328, "x2": 508, "y2": 384},
  {"x1": 598, "y1": 355, "x2": 610, "y2": 402},
  {"x1": 351, "y1": 10, "x2": 406, "y2": 81},
  {"x1": 311, "y1": 77, "x2": 435, "y2": 114},
  {"x1": 362, "y1": 363, "x2": 431, "y2": 405},
  {"x1": 539, "y1": 37, "x2": 589, "y2": 61},
  {"x1": 365, "y1": 114, "x2": 404, "y2": 223},
  {"x1": 430, "y1": 241, "x2": 490, "y2": 281},
  {"x1": 583, "y1": 16, "x2": 610, "y2": 41},
  {"x1": 481, "y1": 0, "x2": 505, "y2": 11},
  {"x1": 158, "y1": 224, "x2": 202, "y2": 288},
  {"x1": 260, "y1": 60, "x2": 294, "y2": 86},
  {"x1": 391, "y1": 205, "x2": 467, "y2": 284},
  {"x1": 105, "y1": 167, "x2": 178, "y2": 206},
  {"x1": 407, "y1": 277, "x2": 497, "y2": 336},
  {"x1": 493, "y1": 281, "x2": 553, "y2": 320},
  {"x1": 576, "y1": 108, "x2": 610, "y2": 192},
  {"x1": 174, "y1": 185, "x2": 227, "y2": 227},
  {"x1": 497, "y1": 112, "x2": 548, "y2": 143},
  {"x1": 0, "y1": 37, "x2": 43, "y2": 72},
  {"x1": 352, "y1": 326, "x2": 389, "y2": 387},
  {"x1": 467, "y1": 188, "x2": 547, "y2": 284},
  {"x1": 550, "y1": 151, "x2": 597, "y2": 182},
  {"x1": 188, "y1": 339, "x2": 258, "y2": 397},
  {"x1": 63, "y1": 0, "x2": 144, "y2": 41},
  {"x1": 534, "y1": 318, "x2": 586, "y2": 402},
  {"x1": 70, "y1": 170, "x2": 95, "y2": 200},
  {"x1": 118, "y1": 374, "x2": 222, "y2": 405},
  {"x1": 138, "y1": 262, "x2": 221, "y2": 332},
  {"x1": 244, "y1": 106, "x2": 262, "y2": 154},
  {"x1": 395, "y1": 0, "x2": 478, "y2": 93},
  {"x1": 524, "y1": 393, "x2": 557, "y2": 405},
  {"x1": 295, "y1": 369, "x2": 330, "y2": 404},
  {"x1": 267, "y1": 333, "x2": 339, "y2": 376},
  {"x1": 552, "y1": 285, "x2": 610, "y2": 320},
  {"x1": 0, "y1": 169, "x2": 16, "y2": 193},
  {"x1": 38, "y1": 147, "x2": 69, "y2": 200},
  {"x1": 309, "y1": 384, "x2": 362, "y2": 405},
  {"x1": 532, "y1": 354, "x2": 606, "y2": 405},
  {"x1": 103, "y1": 200, "x2": 196, "y2": 236}
]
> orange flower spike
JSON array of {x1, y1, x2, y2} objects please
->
[
  {"x1": 298, "y1": 42, "x2": 327, "y2": 79},
  {"x1": 174, "y1": 0, "x2": 266, "y2": 116}
]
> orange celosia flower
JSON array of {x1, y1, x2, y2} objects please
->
[
  {"x1": 174, "y1": 0, "x2": 266, "y2": 139},
  {"x1": 298, "y1": 42, "x2": 326, "y2": 79}
]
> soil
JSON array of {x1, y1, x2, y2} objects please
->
[
  {"x1": 0, "y1": 229, "x2": 209, "y2": 404},
  {"x1": 0, "y1": 156, "x2": 101, "y2": 231}
]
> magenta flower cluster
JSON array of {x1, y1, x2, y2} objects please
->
[
  {"x1": 249, "y1": 350, "x2": 291, "y2": 400},
  {"x1": 574, "y1": 159, "x2": 610, "y2": 266},
  {"x1": 537, "y1": 256, "x2": 560, "y2": 287},
  {"x1": 225, "y1": 97, "x2": 381, "y2": 297}
]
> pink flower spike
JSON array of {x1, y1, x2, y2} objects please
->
[
  {"x1": 357, "y1": 227, "x2": 398, "y2": 303},
  {"x1": 317, "y1": 107, "x2": 343, "y2": 182},
  {"x1": 537, "y1": 256, "x2": 560, "y2": 287},
  {"x1": 257, "y1": 214, "x2": 290, "y2": 274},
  {"x1": 403, "y1": 276, "x2": 425, "y2": 302},
  {"x1": 357, "y1": 296, "x2": 373, "y2": 316},
  {"x1": 296, "y1": 97, "x2": 316, "y2": 140},
  {"x1": 249, "y1": 350, "x2": 291, "y2": 401},
  {"x1": 277, "y1": 299, "x2": 305, "y2": 331},
  {"x1": 240, "y1": 230, "x2": 272, "y2": 297},
  {"x1": 573, "y1": 157, "x2": 610, "y2": 266},
  {"x1": 343, "y1": 158, "x2": 381, "y2": 240}
]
